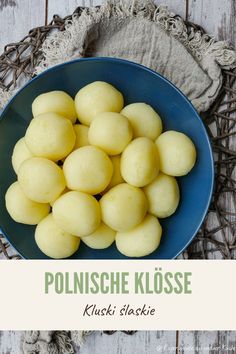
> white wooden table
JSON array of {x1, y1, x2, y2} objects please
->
[{"x1": 0, "y1": 0, "x2": 236, "y2": 353}]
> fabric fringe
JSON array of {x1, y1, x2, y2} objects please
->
[
  {"x1": 34, "y1": 0, "x2": 236, "y2": 75},
  {"x1": 1, "y1": 0, "x2": 236, "y2": 111},
  {"x1": 22, "y1": 330, "x2": 91, "y2": 354}
]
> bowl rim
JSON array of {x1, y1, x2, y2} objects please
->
[{"x1": 0, "y1": 56, "x2": 214, "y2": 260}]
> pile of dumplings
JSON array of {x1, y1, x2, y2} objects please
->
[{"x1": 5, "y1": 81, "x2": 197, "y2": 259}]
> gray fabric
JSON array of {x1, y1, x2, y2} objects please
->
[
  {"x1": 34, "y1": 0, "x2": 236, "y2": 112},
  {"x1": 84, "y1": 17, "x2": 212, "y2": 109}
]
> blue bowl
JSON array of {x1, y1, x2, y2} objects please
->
[{"x1": 0, "y1": 58, "x2": 214, "y2": 259}]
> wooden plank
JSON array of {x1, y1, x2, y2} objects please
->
[
  {"x1": 47, "y1": 0, "x2": 186, "y2": 23},
  {"x1": 187, "y1": 0, "x2": 236, "y2": 45},
  {"x1": 218, "y1": 332, "x2": 236, "y2": 352},
  {"x1": 0, "y1": 331, "x2": 177, "y2": 353},
  {"x1": 178, "y1": 331, "x2": 219, "y2": 353},
  {"x1": 0, "y1": 0, "x2": 46, "y2": 53},
  {"x1": 0, "y1": 331, "x2": 22, "y2": 354},
  {"x1": 79, "y1": 331, "x2": 177, "y2": 354},
  {"x1": 160, "y1": 0, "x2": 187, "y2": 19},
  {"x1": 47, "y1": 0, "x2": 102, "y2": 21},
  {"x1": 0, "y1": 331, "x2": 230, "y2": 354},
  {"x1": 179, "y1": 331, "x2": 236, "y2": 353}
]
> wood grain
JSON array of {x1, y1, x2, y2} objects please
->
[
  {"x1": 158, "y1": 0, "x2": 187, "y2": 19},
  {"x1": 0, "y1": 0, "x2": 45, "y2": 52},
  {"x1": 0, "y1": 331, "x2": 22, "y2": 354},
  {"x1": 47, "y1": 0, "x2": 186, "y2": 23},
  {"x1": 188, "y1": 0, "x2": 236, "y2": 45},
  {"x1": 79, "y1": 331, "x2": 177, "y2": 354},
  {"x1": 47, "y1": 0, "x2": 101, "y2": 22},
  {"x1": 178, "y1": 331, "x2": 236, "y2": 353},
  {"x1": 0, "y1": 0, "x2": 236, "y2": 353}
]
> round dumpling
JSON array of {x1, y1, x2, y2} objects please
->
[
  {"x1": 121, "y1": 137, "x2": 159, "y2": 187},
  {"x1": 100, "y1": 183, "x2": 147, "y2": 232},
  {"x1": 88, "y1": 112, "x2": 132, "y2": 155},
  {"x1": 12, "y1": 137, "x2": 34, "y2": 174},
  {"x1": 121, "y1": 103, "x2": 162, "y2": 140},
  {"x1": 63, "y1": 146, "x2": 113, "y2": 194},
  {"x1": 32, "y1": 91, "x2": 77, "y2": 124},
  {"x1": 35, "y1": 214, "x2": 80, "y2": 259},
  {"x1": 116, "y1": 214, "x2": 162, "y2": 257},
  {"x1": 25, "y1": 113, "x2": 76, "y2": 161},
  {"x1": 18, "y1": 157, "x2": 66, "y2": 203},
  {"x1": 155, "y1": 131, "x2": 196, "y2": 176},
  {"x1": 53, "y1": 191, "x2": 101, "y2": 237},
  {"x1": 81, "y1": 222, "x2": 116, "y2": 249},
  {"x1": 5, "y1": 181, "x2": 50, "y2": 225},
  {"x1": 75, "y1": 81, "x2": 124, "y2": 126},
  {"x1": 103, "y1": 155, "x2": 124, "y2": 193},
  {"x1": 143, "y1": 172, "x2": 180, "y2": 218},
  {"x1": 49, "y1": 187, "x2": 70, "y2": 207},
  {"x1": 73, "y1": 124, "x2": 89, "y2": 149}
]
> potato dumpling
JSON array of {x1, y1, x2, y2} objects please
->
[
  {"x1": 121, "y1": 103, "x2": 162, "y2": 140},
  {"x1": 63, "y1": 146, "x2": 113, "y2": 194},
  {"x1": 81, "y1": 222, "x2": 116, "y2": 249},
  {"x1": 25, "y1": 113, "x2": 76, "y2": 161},
  {"x1": 156, "y1": 131, "x2": 196, "y2": 176},
  {"x1": 75, "y1": 81, "x2": 124, "y2": 126},
  {"x1": 103, "y1": 155, "x2": 124, "y2": 193},
  {"x1": 121, "y1": 137, "x2": 159, "y2": 187},
  {"x1": 12, "y1": 137, "x2": 34, "y2": 174},
  {"x1": 143, "y1": 172, "x2": 180, "y2": 218},
  {"x1": 88, "y1": 112, "x2": 133, "y2": 155},
  {"x1": 32, "y1": 91, "x2": 77, "y2": 124},
  {"x1": 35, "y1": 214, "x2": 80, "y2": 259},
  {"x1": 50, "y1": 187, "x2": 70, "y2": 207},
  {"x1": 53, "y1": 191, "x2": 101, "y2": 237},
  {"x1": 74, "y1": 124, "x2": 89, "y2": 149},
  {"x1": 116, "y1": 214, "x2": 162, "y2": 257},
  {"x1": 18, "y1": 157, "x2": 66, "y2": 203},
  {"x1": 100, "y1": 183, "x2": 147, "y2": 232},
  {"x1": 5, "y1": 182, "x2": 50, "y2": 225}
]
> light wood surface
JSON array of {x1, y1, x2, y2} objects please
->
[{"x1": 0, "y1": 0, "x2": 236, "y2": 353}]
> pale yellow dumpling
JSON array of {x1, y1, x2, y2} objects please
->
[
  {"x1": 116, "y1": 214, "x2": 162, "y2": 257},
  {"x1": 75, "y1": 81, "x2": 124, "y2": 126},
  {"x1": 88, "y1": 112, "x2": 132, "y2": 155},
  {"x1": 32, "y1": 91, "x2": 77, "y2": 124},
  {"x1": 5, "y1": 182, "x2": 50, "y2": 225},
  {"x1": 121, "y1": 103, "x2": 162, "y2": 140},
  {"x1": 73, "y1": 124, "x2": 89, "y2": 149},
  {"x1": 53, "y1": 191, "x2": 101, "y2": 237},
  {"x1": 81, "y1": 222, "x2": 116, "y2": 249},
  {"x1": 143, "y1": 172, "x2": 180, "y2": 218},
  {"x1": 121, "y1": 137, "x2": 159, "y2": 187},
  {"x1": 100, "y1": 183, "x2": 147, "y2": 232},
  {"x1": 18, "y1": 157, "x2": 66, "y2": 203},
  {"x1": 156, "y1": 131, "x2": 196, "y2": 176},
  {"x1": 63, "y1": 146, "x2": 113, "y2": 194},
  {"x1": 50, "y1": 187, "x2": 70, "y2": 207},
  {"x1": 102, "y1": 155, "x2": 124, "y2": 193},
  {"x1": 25, "y1": 113, "x2": 76, "y2": 161},
  {"x1": 11, "y1": 137, "x2": 34, "y2": 174},
  {"x1": 35, "y1": 214, "x2": 80, "y2": 259}
]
